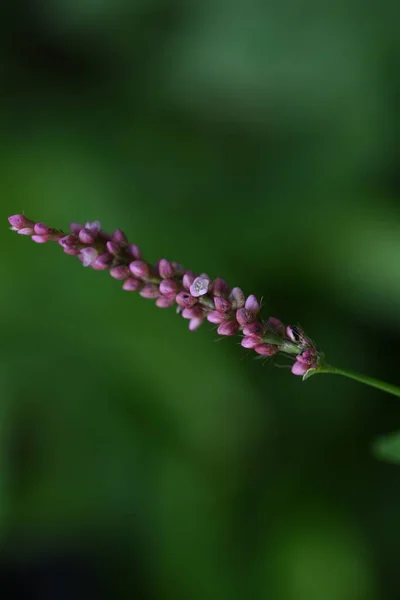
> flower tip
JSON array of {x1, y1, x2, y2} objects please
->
[
  {"x1": 189, "y1": 317, "x2": 204, "y2": 331},
  {"x1": 244, "y1": 294, "x2": 260, "y2": 313},
  {"x1": 9, "y1": 214, "x2": 32, "y2": 230}
]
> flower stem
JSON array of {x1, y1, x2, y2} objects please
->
[{"x1": 307, "y1": 365, "x2": 400, "y2": 398}]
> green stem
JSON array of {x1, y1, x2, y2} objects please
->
[{"x1": 307, "y1": 365, "x2": 400, "y2": 398}]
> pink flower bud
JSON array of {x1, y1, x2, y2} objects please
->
[
  {"x1": 112, "y1": 229, "x2": 127, "y2": 244},
  {"x1": 229, "y1": 287, "x2": 245, "y2": 308},
  {"x1": 85, "y1": 220, "x2": 101, "y2": 234},
  {"x1": 254, "y1": 344, "x2": 278, "y2": 356},
  {"x1": 110, "y1": 265, "x2": 130, "y2": 280},
  {"x1": 236, "y1": 308, "x2": 255, "y2": 326},
  {"x1": 242, "y1": 322, "x2": 265, "y2": 336},
  {"x1": 217, "y1": 321, "x2": 238, "y2": 336},
  {"x1": 190, "y1": 276, "x2": 210, "y2": 297},
  {"x1": 34, "y1": 223, "x2": 51, "y2": 235},
  {"x1": 176, "y1": 291, "x2": 197, "y2": 308},
  {"x1": 70, "y1": 222, "x2": 83, "y2": 235},
  {"x1": 8, "y1": 214, "x2": 34, "y2": 230},
  {"x1": 106, "y1": 241, "x2": 120, "y2": 256},
  {"x1": 158, "y1": 259, "x2": 175, "y2": 279},
  {"x1": 189, "y1": 317, "x2": 204, "y2": 331},
  {"x1": 159, "y1": 278, "x2": 179, "y2": 296},
  {"x1": 182, "y1": 306, "x2": 204, "y2": 319},
  {"x1": 182, "y1": 271, "x2": 196, "y2": 290},
  {"x1": 291, "y1": 360, "x2": 309, "y2": 376},
  {"x1": 212, "y1": 277, "x2": 230, "y2": 297},
  {"x1": 63, "y1": 247, "x2": 80, "y2": 256},
  {"x1": 79, "y1": 228, "x2": 96, "y2": 244},
  {"x1": 140, "y1": 283, "x2": 159, "y2": 299},
  {"x1": 245, "y1": 294, "x2": 260, "y2": 313},
  {"x1": 156, "y1": 296, "x2": 175, "y2": 308},
  {"x1": 207, "y1": 311, "x2": 225, "y2": 324},
  {"x1": 58, "y1": 235, "x2": 76, "y2": 248},
  {"x1": 214, "y1": 297, "x2": 232, "y2": 313},
  {"x1": 241, "y1": 335, "x2": 260, "y2": 349},
  {"x1": 267, "y1": 317, "x2": 285, "y2": 335},
  {"x1": 286, "y1": 326, "x2": 303, "y2": 343},
  {"x1": 92, "y1": 253, "x2": 113, "y2": 270},
  {"x1": 31, "y1": 234, "x2": 50, "y2": 243},
  {"x1": 129, "y1": 260, "x2": 150, "y2": 279},
  {"x1": 17, "y1": 227, "x2": 34, "y2": 236},
  {"x1": 123, "y1": 277, "x2": 141, "y2": 291},
  {"x1": 128, "y1": 244, "x2": 141, "y2": 260},
  {"x1": 296, "y1": 349, "x2": 315, "y2": 364},
  {"x1": 80, "y1": 247, "x2": 98, "y2": 266}
]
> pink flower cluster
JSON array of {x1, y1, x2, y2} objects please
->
[{"x1": 9, "y1": 214, "x2": 320, "y2": 376}]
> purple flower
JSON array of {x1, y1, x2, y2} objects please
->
[
  {"x1": 254, "y1": 344, "x2": 278, "y2": 356},
  {"x1": 176, "y1": 291, "x2": 197, "y2": 308},
  {"x1": 8, "y1": 214, "x2": 34, "y2": 230},
  {"x1": 229, "y1": 287, "x2": 245, "y2": 308},
  {"x1": 190, "y1": 276, "x2": 210, "y2": 297},
  {"x1": 189, "y1": 317, "x2": 204, "y2": 331},
  {"x1": 156, "y1": 296, "x2": 175, "y2": 308},
  {"x1": 34, "y1": 223, "x2": 52, "y2": 235},
  {"x1": 236, "y1": 308, "x2": 255, "y2": 326},
  {"x1": 140, "y1": 283, "x2": 159, "y2": 299},
  {"x1": 123, "y1": 278, "x2": 141, "y2": 291},
  {"x1": 244, "y1": 294, "x2": 260, "y2": 314},
  {"x1": 106, "y1": 241, "x2": 121, "y2": 256},
  {"x1": 158, "y1": 259, "x2": 175, "y2": 279},
  {"x1": 214, "y1": 297, "x2": 232, "y2": 313},
  {"x1": 110, "y1": 265, "x2": 130, "y2": 280},
  {"x1": 80, "y1": 247, "x2": 98, "y2": 267},
  {"x1": 207, "y1": 311, "x2": 225, "y2": 324},
  {"x1": 241, "y1": 335, "x2": 260, "y2": 349},
  {"x1": 79, "y1": 228, "x2": 96, "y2": 244},
  {"x1": 9, "y1": 213, "x2": 321, "y2": 378},
  {"x1": 92, "y1": 253, "x2": 113, "y2": 270},
  {"x1": 129, "y1": 260, "x2": 150, "y2": 279},
  {"x1": 112, "y1": 229, "x2": 128, "y2": 244},
  {"x1": 159, "y1": 278, "x2": 179, "y2": 296},
  {"x1": 217, "y1": 321, "x2": 238, "y2": 336}
]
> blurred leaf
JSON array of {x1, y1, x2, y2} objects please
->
[{"x1": 373, "y1": 431, "x2": 400, "y2": 464}]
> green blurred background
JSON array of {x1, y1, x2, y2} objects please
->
[{"x1": 1, "y1": 0, "x2": 400, "y2": 598}]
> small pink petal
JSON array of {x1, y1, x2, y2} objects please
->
[
  {"x1": 182, "y1": 306, "x2": 204, "y2": 319},
  {"x1": 291, "y1": 360, "x2": 309, "y2": 376},
  {"x1": 254, "y1": 344, "x2": 278, "y2": 356},
  {"x1": 110, "y1": 265, "x2": 130, "y2": 280},
  {"x1": 159, "y1": 279, "x2": 179, "y2": 296},
  {"x1": 139, "y1": 283, "x2": 159, "y2": 299},
  {"x1": 182, "y1": 271, "x2": 196, "y2": 290},
  {"x1": 189, "y1": 317, "x2": 204, "y2": 331},
  {"x1": 156, "y1": 296, "x2": 175, "y2": 308},
  {"x1": 123, "y1": 278, "x2": 141, "y2": 291},
  {"x1": 80, "y1": 247, "x2": 98, "y2": 266},
  {"x1": 158, "y1": 259, "x2": 175, "y2": 279},
  {"x1": 241, "y1": 335, "x2": 260, "y2": 349},
  {"x1": 245, "y1": 294, "x2": 260, "y2": 313},
  {"x1": 217, "y1": 321, "x2": 238, "y2": 336},
  {"x1": 17, "y1": 227, "x2": 34, "y2": 236},
  {"x1": 207, "y1": 311, "x2": 225, "y2": 324},
  {"x1": 34, "y1": 223, "x2": 51, "y2": 235},
  {"x1": 31, "y1": 235, "x2": 49, "y2": 243},
  {"x1": 214, "y1": 297, "x2": 232, "y2": 313},
  {"x1": 129, "y1": 260, "x2": 150, "y2": 279}
]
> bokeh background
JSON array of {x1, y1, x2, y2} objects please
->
[{"x1": 1, "y1": 0, "x2": 400, "y2": 598}]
